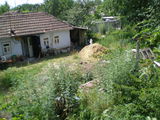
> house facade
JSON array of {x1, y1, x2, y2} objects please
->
[
  {"x1": 0, "y1": 12, "x2": 75, "y2": 59},
  {"x1": 0, "y1": 37, "x2": 22, "y2": 58}
]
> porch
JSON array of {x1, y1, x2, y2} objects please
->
[
  {"x1": 20, "y1": 35, "x2": 41, "y2": 58},
  {"x1": 70, "y1": 27, "x2": 88, "y2": 49}
]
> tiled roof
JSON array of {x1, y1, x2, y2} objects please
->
[{"x1": 0, "y1": 12, "x2": 73, "y2": 38}]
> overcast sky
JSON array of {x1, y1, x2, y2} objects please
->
[{"x1": 0, "y1": 0, "x2": 44, "y2": 8}]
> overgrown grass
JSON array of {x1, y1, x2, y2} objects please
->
[
  {"x1": 67, "y1": 49, "x2": 136, "y2": 120},
  {"x1": 95, "y1": 26, "x2": 136, "y2": 49},
  {"x1": 68, "y1": 48, "x2": 160, "y2": 120},
  {"x1": 0, "y1": 91, "x2": 5, "y2": 103},
  {"x1": 67, "y1": 26, "x2": 160, "y2": 119},
  {"x1": 0, "y1": 53, "x2": 88, "y2": 120},
  {"x1": 0, "y1": 53, "x2": 79, "y2": 89},
  {"x1": 1, "y1": 26, "x2": 160, "y2": 120}
]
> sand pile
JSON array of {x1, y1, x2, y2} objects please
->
[{"x1": 79, "y1": 43, "x2": 107, "y2": 60}]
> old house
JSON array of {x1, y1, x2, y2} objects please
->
[{"x1": 0, "y1": 11, "x2": 86, "y2": 60}]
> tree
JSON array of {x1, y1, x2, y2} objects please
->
[
  {"x1": 102, "y1": 0, "x2": 152, "y2": 23},
  {"x1": 63, "y1": 0, "x2": 102, "y2": 26},
  {"x1": 13, "y1": 4, "x2": 43, "y2": 13},
  {"x1": 44, "y1": 0, "x2": 74, "y2": 18},
  {"x1": 0, "y1": 2, "x2": 10, "y2": 15}
]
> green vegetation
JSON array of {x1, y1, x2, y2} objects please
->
[
  {"x1": 66, "y1": 47, "x2": 160, "y2": 120},
  {"x1": 95, "y1": 26, "x2": 135, "y2": 49},
  {"x1": 0, "y1": 0, "x2": 101, "y2": 27},
  {"x1": 1, "y1": 29, "x2": 160, "y2": 119},
  {"x1": 0, "y1": 2, "x2": 10, "y2": 15}
]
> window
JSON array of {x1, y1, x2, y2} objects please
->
[
  {"x1": 43, "y1": 38, "x2": 49, "y2": 46},
  {"x1": 54, "y1": 36, "x2": 59, "y2": 44},
  {"x1": 2, "y1": 42, "x2": 11, "y2": 55}
]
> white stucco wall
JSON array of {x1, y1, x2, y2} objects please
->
[
  {"x1": 40, "y1": 30, "x2": 71, "y2": 51},
  {"x1": 0, "y1": 37, "x2": 23, "y2": 58}
]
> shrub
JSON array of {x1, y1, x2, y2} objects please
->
[
  {"x1": 96, "y1": 26, "x2": 136, "y2": 49},
  {"x1": 0, "y1": 64, "x2": 45, "y2": 90},
  {"x1": 62, "y1": 54, "x2": 158, "y2": 119},
  {"x1": 2, "y1": 64, "x2": 86, "y2": 120},
  {"x1": 68, "y1": 49, "x2": 136, "y2": 120},
  {"x1": 98, "y1": 51, "x2": 160, "y2": 119}
]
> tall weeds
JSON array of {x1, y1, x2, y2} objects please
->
[{"x1": 1, "y1": 64, "x2": 87, "y2": 120}]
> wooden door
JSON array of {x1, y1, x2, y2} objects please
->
[{"x1": 27, "y1": 37, "x2": 34, "y2": 57}]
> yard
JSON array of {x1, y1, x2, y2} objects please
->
[
  {"x1": 0, "y1": 50, "x2": 99, "y2": 117},
  {"x1": 0, "y1": 54, "x2": 73, "y2": 96},
  {"x1": 1, "y1": 30, "x2": 160, "y2": 119},
  {"x1": 0, "y1": 0, "x2": 160, "y2": 119}
]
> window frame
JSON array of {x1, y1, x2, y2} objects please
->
[
  {"x1": 2, "y1": 41, "x2": 12, "y2": 55},
  {"x1": 54, "y1": 36, "x2": 59, "y2": 44},
  {"x1": 43, "y1": 38, "x2": 49, "y2": 47}
]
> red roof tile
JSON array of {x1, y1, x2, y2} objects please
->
[{"x1": 0, "y1": 12, "x2": 73, "y2": 38}]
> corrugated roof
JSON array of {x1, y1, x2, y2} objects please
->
[{"x1": 0, "y1": 12, "x2": 73, "y2": 38}]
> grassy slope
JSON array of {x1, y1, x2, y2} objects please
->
[
  {"x1": 0, "y1": 30, "x2": 135, "y2": 119},
  {"x1": 0, "y1": 30, "x2": 134, "y2": 103},
  {"x1": 0, "y1": 53, "x2": 80, "y2": 104}
]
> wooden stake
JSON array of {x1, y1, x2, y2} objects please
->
[{"x1": 135, "y1": 39, "x2": 140, "y2": 69}]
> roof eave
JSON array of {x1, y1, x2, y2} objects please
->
[{"x1": 0, "y1": 28, "x2": 73, "y2": 39}]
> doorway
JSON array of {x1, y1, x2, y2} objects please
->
[
  {"x1": 21, "y1": 36, "x2": 41, "y2": 58},
  {"x1": 31, "y1": 36, "x2": 41, "y2": 58}
]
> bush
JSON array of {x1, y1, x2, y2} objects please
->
[
  {"x1": 67, "y1": 89, "x2": 110, "y2": 120},
  {"x1": 0, "y1": 64, "x2": 45, "y2": 90},
  {"x1": 98, "y1": 51, "x2": 160, "y2": 119},
  {"x1": 68, "y1": 49, "x2": 136, "y2": 120},
  {"x1": 69, "y1": 49, "x2": 160, "y2": 119},
  {"x1": 1, "y1": 64, "x2": 87, "y2": 120},
  {"x1": 96, "y1": 26, "x2": 136, "y2": 49}
]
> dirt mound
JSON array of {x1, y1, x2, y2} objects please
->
[{"x1": 79, "y1": 43, "x2": 107, "y2": 60}]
